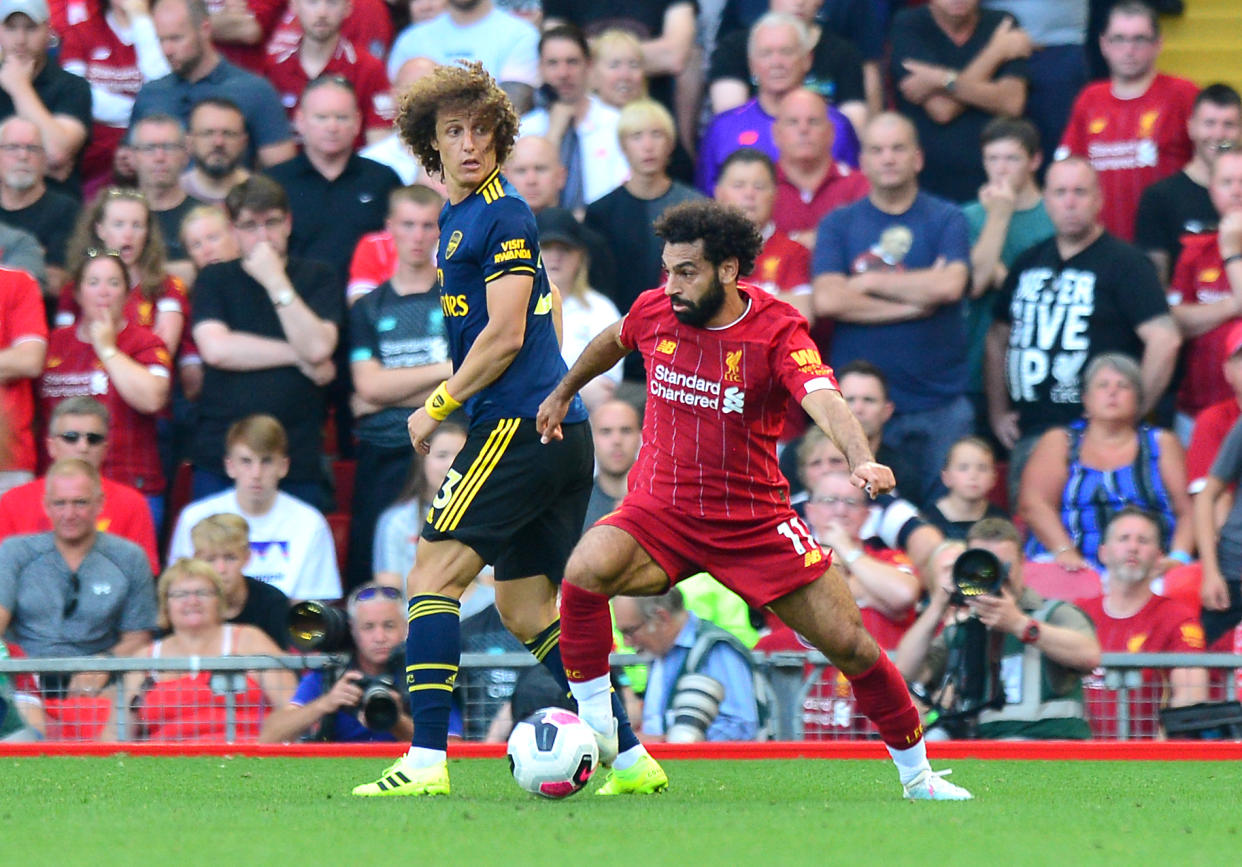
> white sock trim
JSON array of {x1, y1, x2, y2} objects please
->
[
  {"x1": 887, "y1": 739, "x2": 929, "y2": 786},
  {"x1": 568, "y1": 674, "x2": 613, "y2": 733},
  {"x1": 404, "y1": 746, "x2": 447, "y2": 768}
]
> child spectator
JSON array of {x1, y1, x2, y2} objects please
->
[
  {"x1": 925, "y1": 436, "x2": 1008, "y2": 540},
  {"x1": 190, "y1": 513, "x2": 291, "y2": 647}
]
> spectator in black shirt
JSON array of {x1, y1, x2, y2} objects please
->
[
  {"x1": 0, "y1": 0, "x2": 92, "y2": 196},
  {"x1": 0, "y1": 116, "x2": 80, "y2": 295},
  {"x1": 190, "y1": 512, "x2": 291, "y2": 648}
]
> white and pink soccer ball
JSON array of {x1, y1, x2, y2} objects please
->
[{"x1": 507, "y1": 707, "x2": 600, "y2": 799}]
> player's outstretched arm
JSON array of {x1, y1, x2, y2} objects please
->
[
  {"x1": 801, "y1": 387, "x2": 895, "y2": 497},
  {"x1": 538, "y1": 320, "x2": 630, "y2": 443}
]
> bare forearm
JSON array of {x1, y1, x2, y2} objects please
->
[
  {"x1": 1029, "y1": 623, "x2": 1099, "y2": 672},
  {"x1": 1138, "y1": 342, "x2": 1179, "y2": 416},
  {"x1": 9, "y1": 88, "x2": 84, "y2": 175},
  {"x1": 895, "y1": 604, "x2": 949, "y2": 681},
  {"x1": 549, "y1": 322, "x2": 628, "y2": 402},
  {"x1": 109, "y1": 631, "x2": 152, "y2": 658},
  {"x1": 197, "y1": 329, "x2": 302, "y2": 370},
  {"x1": 445, "y1": 322, "x2": 523, "y2": 403},
  {"x1": 259, "y1": 702, "x2": 326, "y2": 743},
  {"x1": 984, "y1": 325, "x2": 1012, "y2": 413},
  {"x1": 952, "y1": 75, "x2": 1025, "y2": 118},
  {"x1": 1194, "y1": 486, "x2": 1223, "y2": 572},
  {"x1": 1169, "y1": 667, "x2": 1209, "y2": 706},
  {"x1": 353, "y1": 360, "x2": 453, "y2": 406},
  {"x1": 859, "y1": 265, "x2": 967, "y2": 307},
  {"x1": 1020, "y1": 495, "x2": 1074, "y2": 551},
  {"x1": 971, "y1": 212, "x2": 1013, "y2": 295},
  {"x1": 210, "y1": 12, "x2": 263, "y2": 43},
  {"x1": 802, "y1": 389, "x2": 874, "y2": 470},
  {"x1": 0, "y1": 341, "x2": 45, "y2": 381},
  {"x1": 274, "y1": 305, "x2": 336, "y2": 365},
  {"x1": 102, "y1": 354, "x2": 169, "y2": 415},
  {"x1": 813, "y1": 275, "x2": 929, "y2": 322},
  {"x1": 849, "y1": 559, "x2": 920, "y2": 615},
  {"x1": 1171, "y1": 301, "x2": 1240, "y2": 339}
]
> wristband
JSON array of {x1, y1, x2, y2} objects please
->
[
  {"x1": 842, "y1": 548, "x2": 865, "y2": 566},
  {"x1": 1168, "y1": 549, "x2": 1193, "y2": 565},
  {"x1": 1224, "y1": 254, "x2": 1242, "y2": 267},
  {"x1": 98, "y1": 345, "x2": 119, "y2": 362},
  {"x1": 1053, "y1": 544, "x2": 1074, "y2": 556},
  {"x1": 425, "y1": 381, "x2": 461, "y2": 421}
]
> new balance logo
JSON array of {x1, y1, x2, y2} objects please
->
[
  {"x1": 722, "y1": 387, "x2": 745, "y2": 414},
  {"x1": 804, "y1": 548, "x2": 823, "y2": 567},
  {"x1": 656, "y1": 339, "x2": 677, "y2": 355}
]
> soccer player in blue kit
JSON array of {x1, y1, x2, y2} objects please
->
[{"x1": 352, "y1": 61, "x2": 663, "y2": 797}]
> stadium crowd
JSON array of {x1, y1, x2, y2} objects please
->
[{"x1": 0, "y1": 0, "x2": 1239, "y2": 743}]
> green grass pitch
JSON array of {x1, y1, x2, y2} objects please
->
[{"x1": 3, "y1": 758, "x2": 1238, "y2": 866}]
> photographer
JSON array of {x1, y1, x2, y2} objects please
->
[
  {"x1": 613, "y1": 589, "x2": 762, "y2": 743},
  {"x1": 259, "y1": 584, "x2": 413, "y2": 743},
  {"x1": 895, "y1": 518, "x2": 1100, "y2": 739}
]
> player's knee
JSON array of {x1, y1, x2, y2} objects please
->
[
  {"x1": 495, "y1": 604, "x2": 550, "y2": 644},
  {"x1": 563, "y1": 547, "x2": 617, "y2": 596}
]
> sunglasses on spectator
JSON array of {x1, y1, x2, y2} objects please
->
[
  {"x1": 352, "y1": 586, "x2": 404, "y2": 604},
  {"x1": 56, "y1": 431, "x2": 107, "y2": 445},
  {"x1": 168, "y1": 588, "x2": 218, "y2": 600},
  {"x1": 63, "y1": 572, "x2": 80, "y2": 619}
]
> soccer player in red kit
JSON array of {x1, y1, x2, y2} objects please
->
[{"x1": 538, "y1": 200, "x2": 972, "y2": 800}]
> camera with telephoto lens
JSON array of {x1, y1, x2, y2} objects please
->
[
  {"x1": 950, "y1": 547, "x2": 1006, "y2": 605},
  {"x1": 288, "y1": 601, "x2": 404, "y2": 732}
]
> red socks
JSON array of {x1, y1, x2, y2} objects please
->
[
  {"x1": 846, "y1": 653, "x2": 925, "y2": 749},
  {"x1": 558, "y1": 581, "x2": 614, "y2": 683}
]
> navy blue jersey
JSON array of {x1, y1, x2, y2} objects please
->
[{"x1": 437, "y1": 168, "x2": 587, "y2": 427}]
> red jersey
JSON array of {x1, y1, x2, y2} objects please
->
[
  {"x1": 773, "y1": 161, "x2": 869, "y2": 237},
  {"x1": 745, "y1": 227, "x2": 811, "y2": 297},
  {"x1": 0, "y1": 476, "x2": 159, "y2": 573},
  {"x1": 1077, "y1": 594, "x2": 1205, "y2": 739},
  {"x1": 1170, "y1": 234, "x2": 1238, "y2": 416},
  {"x1": 58, "y1": 13, "x2": 143, "y2": 183},
  {"x1": 56, "y1": 276, "x2": 190, "y2": 354},
  {"x1": 266, "y1": 0, "x2": 395, "y2": 64},
  {"x1": 265, "y1": 36, "x2": 394, "y2": 146},
  {"x1": 206, "y1": 0, "x2": 286, "y2": 74},
  {"x1": 619, "y1": 283, "x2": 838, "y2": 518},
  {"x1": 1058, "y1": 74, "x2": 1197, "y2": 241},
  {"x1": 347, "y1": 230, "x2": 397, "y2": 302},
  {"x1": 1186, "y1": 398, "x2": 1242, "y2": 494},
  {"x1": 39, "y1": 324, "x2": 172, "y2": 494},
  {"x1": 0, "y1": 268, "x2": 48, "y2": 473}
]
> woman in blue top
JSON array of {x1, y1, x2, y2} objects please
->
[{"x1": 1019, "y1": 354, "x2": 1194, "y2": 572}]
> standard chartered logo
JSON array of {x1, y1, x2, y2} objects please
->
[{"x1": 649, "y1": 363, "x2": 745, "y2": 414}]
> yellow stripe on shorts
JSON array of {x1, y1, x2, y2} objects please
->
[{"x1": 433, "y1": 418, "x2": 520, "y2": 532}]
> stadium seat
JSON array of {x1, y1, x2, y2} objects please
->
[
  {"x1": 1022, "y1": 561, "x2": 1102, "y2": 602},
  {"x1": 1159, "y1": 563, "x2": 1202, "y2": 618},
  {"x1": 987, "y1": 461, "x2": 1008, "y2": 511},
  {"x1": 332, "y1": 460, "x2": 357, "y2": 513},
  {"x1": 326, "y1": 512, "x2": 350, "y2": 576}
]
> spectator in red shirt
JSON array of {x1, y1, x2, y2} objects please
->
[
  {"x1": 0, "y1": 264, "x2": 46, "y2": 492},
  {"x1": 0, "y1": 396, "x2": 159, "y2": 572},
  {"x1": 1078, "y1": 506, "x2": 1208, "y2": 739},
  {"x1": 770, "y1": 88, "x2": 868, "y2": 251},
  {"x1": 59, "y1": 186, "x2": 189, "y2": 359},
  {"x1": 1168, "y1": 149, "x2": 1242, "y2": 440},
  {"x1": 1055, "y1": 1, "x2": 1197, "y2": 241},
  {"x1": 265, "y1": 0, "x2": 393, "y2": 148},
  {"x1": 58, "y1": 0, "x2": 172, "y2": 192},
  {"x1": 1186, "y1": 322, "x2": 1242, "y2": 504},
  {"x1": 804, "y1": 470, "x2": 920, "y2": 649},
  {"x1": 37, "y1": 249, "x2": 172, "y2": 523},
  {"x1": 713, "y1": 147, "x2": 810, "y2": 317}
]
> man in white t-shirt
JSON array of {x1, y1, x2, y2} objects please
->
[
  {"x1": 167, "y1": 414, "x2": 341, "y2": 600},
  {"x1": 386, "y1": 0, "x2": 539, "y2": 113}
]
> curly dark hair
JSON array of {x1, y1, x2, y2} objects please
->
[
  {"x1": 653, "y1": 200, "x2": 764, "y2": 277},
  {"x1": 396, "y1": 61, "x2": 519, "y2": 179}
]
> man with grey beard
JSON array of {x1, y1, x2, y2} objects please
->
[
  {"x1": 1076, "y1": 507, "x2": 1208, "y2": 738},
  {"x1": 0, "y1": 116, "x2": 78, "y2": 293}
]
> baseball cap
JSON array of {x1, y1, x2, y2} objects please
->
[
  {"x1": 535, "y1": 208, "x2": 587, "y2": 249},
  {"x1": 0, "y1": 0, "x2": 49, "y2": 23},
  {"x1": 1227, "y1": 320, "x2": 1242, "y2": 359}
]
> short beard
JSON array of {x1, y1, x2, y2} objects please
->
[
  {"x1": 199, "y1": 156, "x2": 240, "y2": 180},
  {"x1": 671, "y1": 273, "x2": 726, "y2": 328},
  {"x1": 3, "y1": 170, "x2": 36, "y2": 192},
  {"x1": 1109, "y1": 563, "x2": 1151, "y2": 586}
]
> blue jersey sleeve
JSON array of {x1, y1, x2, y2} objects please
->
[{"x1": 480, "y1": 197, "x2": 539, "y2": 284}]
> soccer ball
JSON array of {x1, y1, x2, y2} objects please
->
[{"x1": 507, "y1": 707, "x2": 600, "y2": 799}]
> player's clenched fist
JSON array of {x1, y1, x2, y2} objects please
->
[
  {"x1": 850, "y1": 460, "x2": 895, "y2": 498},
  {"x1": 407, "y1": 407, "x2": 439, "y2": 454},
  {"x1": 536, "y1": 392, "x2": 571, "y2": 443}
]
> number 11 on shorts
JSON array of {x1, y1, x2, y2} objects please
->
[{"x1": 776, "y1": 517, "x2": 816, "y2": 555}]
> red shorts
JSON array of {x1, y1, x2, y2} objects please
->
[{"x1": 597, "y1": 492, "x2": 830, "y2": 608}]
